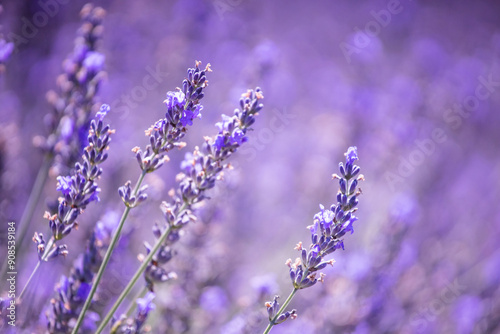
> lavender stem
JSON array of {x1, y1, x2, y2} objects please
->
[
  {"x1": 18, "y1": 235, "x2": 54, "y2": 300},
  {"x1": 0, "y1": 155, "x2": 51, "y2": 280},
  {"x1": 95, "y1": 206, "x2": 186, "y2": 333},
  {"x1": 71, "y1": 170, "x2": 147, "y2": 334}
]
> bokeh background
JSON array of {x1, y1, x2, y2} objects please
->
[{"x1": 1, "y1": 0, "x2": 500, "y2": 333}]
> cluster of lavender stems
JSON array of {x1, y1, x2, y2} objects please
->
[
  {"x1": 92, "y1": 88, "x2": 264, "y2": 334},
  {"x1": 72, "y1": 61, "x2": 212, "y2": 333},
  {"x1": 1, "y1": 5, "x2": 366, "y2": 331},
  {"x1": 5, "y1": 4, "x2": 107, "y2": 282},
  {"x1": 19, "y1": 104, "x2": 113, "y2": 301},
  {"x1": 263, "y1": 147, "x2": 363, "y2": 334}
]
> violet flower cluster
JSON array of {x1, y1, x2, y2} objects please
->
[
  {"x1": 33, "y1": 104, "x2": 113, "y2": 260},
  {"x1": 143, "y1": 88, "x2": 264, "y2": 289},
  {"x1": 119, "y1": 61, "x2": 211, "y2": 207},
  {"x1": 110, "y1": 292, "x2": 156, "y2": 334},
  {"x1": 265, "y1": 147, "x2": 364, "y2": 328},
  {"x1": 67, "y1": 62, "x2": 214, "y2": 333},
  {"x1": 34, "y1": 3, "x2": 106, "y2": 174}
]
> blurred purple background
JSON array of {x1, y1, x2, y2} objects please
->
[{"x1": 1, "y1": 0, "x2": 500, "y2": 333}]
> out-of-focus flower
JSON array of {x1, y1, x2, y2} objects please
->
[
  {"x1": 199, "y1": 286, "x2": 229, "y2": 314},
  {"x1": 35, "y1": 4, "x2": 107, "y2": 175},
  {"x1": 251, "y1": 275, "x2": 279, "y2": 299},
  {"x1": 0, "y1": 39, "x2": 14, "y2": 64},
  {"x1": 46, "y1": 210, "x2": 119, "y2": 333}
]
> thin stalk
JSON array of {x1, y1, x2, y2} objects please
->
[
  {"x1": 0, "y1": 155, "x2": 51, "y2": 280},
  {"x1": 263, "y1": 287, "x2": 299, "y2": 334},
  {"x1": 95, "y1": 222, "x2": 178, "y2": 333},
  {"x1": 18, "y1": 261, "x2": 40, "y2": 302},
  {"x1": 16, "y1": 155, "x2": 52, "y2": 250},
  {"x1": 72, "y1": 171, "x2": 147, "y2": 334},
  {"x1": 18, "y1": 236, "x2": 55, "y2": 300}
]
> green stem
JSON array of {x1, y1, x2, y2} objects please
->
[
  {"x1": 0, "y1": 155, "x2": 51, "y2": 280},
  {"x1": 263, "y1": 287, "x2": 299, "y2": 334},
  {"x1": 95, "y1": 219, "x2": 180, "y2": 333},
  {"x1": 125, "y1": 285, "x2": 148, "y2": 318},
  {"x1": 16, "y1": 155, "x2": 52, "y2": 249},
  {"x1": 72, "y1": 171, "x2": 147, "y2": 334},
  {"x1": 18, "y1": 261, "x2": 40, "y2": 301},
  {"x1": 18, "y1": 236, "x2": 55, "y2": 301}
]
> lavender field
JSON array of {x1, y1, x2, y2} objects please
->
[{"x1": 1, "y1": 0, "x2": 500, "y2": 333}]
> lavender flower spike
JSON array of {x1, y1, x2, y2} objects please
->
[
  {"x1": 143, "y1": 88, "x2": 264, "y2": 289},
  {"x1": 110, "y1": 292, "x2": 156, "y2": 334},
  {"x1": 118, "y1": 61, "x2": 211, "y2": 207},
  {"x1": 263, "y1": 147, "x2": 364, "y2": 333},
  {"x1": 34, "y1": 4, "x2": 107, "y2": 174},
  {"x1": 33, "y1": 104, "x2": 114, "y2": 260}
]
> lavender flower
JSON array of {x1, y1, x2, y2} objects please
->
[
  {"x1": 109, "y1": 293, "x2": 156, "y2": 334},
  {"x1": 46, "y1": 211, "x2": 119, "y2": 333},
  {"x1": 33, "y1": 104, "x2": 114, "y2": 260},
  {"x1": 119, "y1": 61, "x2": 211, "y2": 207},
  {"x1": 143, "y1": 88, "x2": 264, "y2": 289},
  {"x1": 264, "y1": 147, "x2": 364, "y2": 331},
  {"x1": 34, "y1": 4, "x2": 107, "y2": 175}
]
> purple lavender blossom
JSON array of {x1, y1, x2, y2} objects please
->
[
  {"x1": 83, "y1": 51, "x2": 105, "y2": 73},
  {"x1": 56, "y1": 176, "x2": 73, "y2": 196},
  {"x1": 109, "y1": 292, "x2": 157, "y2": 334},
  {"x1": 143, "y1": 88, "x2": 264, "y2": 289},
  {"x1": 136, "y1": 292, "x2": 156, "y2": 315},
  {"x1": 33, "y1": 106, "x2": 114, "y2": 260},
  {"x1": 180, "y1": 104, "x2": 202, "y2": 127},
  {"x1": 127, "y1": 62, "x2": 210, "y2": 177},
  {"x1": 95, "y1": 103, "x2": 110, "y2": 121},
  {"x1": 265, "y1": 147, "x2": 364, "y2": 330},
  {"x1": 164, "y1": 90, "x2": 185, "y2": 111},
  {"x1": 35, "y1": 4, "x2": 107, "y2": 175}
]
